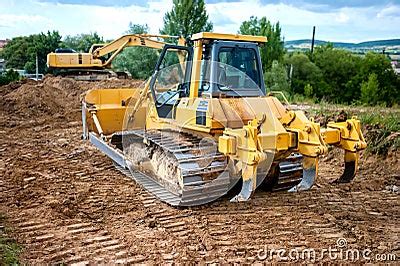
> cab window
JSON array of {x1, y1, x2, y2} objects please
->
[{"x1": 217, "y1": 47, "x2": 260, "y2": 90}]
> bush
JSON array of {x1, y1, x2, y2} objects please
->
[
  {"x1": 264, "y1": 60, "x2": 290, "y2": 92},
  {"x1": 304, "y1": 84, "x2": 313, "y2": 98},
  {"x1": 283, "y1": 53, "x2": 324, "y2": 97},
  {"x1": 0, "y1": 69, "x2": 20, "y2": 86}
]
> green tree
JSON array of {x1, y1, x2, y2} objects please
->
[
  {"x1": 284, "y1": 47, "x2": 399, "y2": 106},
  {"x1": 360, "y1": 73, "x2": 379, "y2": 105},
  {"x1": 239, "y1": 16, "x2": 284, "y2": 70},
  {"x1": 313, "y1": 45, "x2": 363, "y2": 103},
  {"x1": 63, "y1": 32, "x2": 104, "y2": 52},
  {"x1": 160, "y1": 0, "x2": 213, "y2": 39},
  {"x1": 126, "y1": 22, "x2": 149, "y2": 35},
  {"x1": 112, "y1": 23, "x2": 159, "y2": 79},
  {"x1": 283, "y1": 53, "x2": 325, "y2": 97},
  {"x1": 1, "y1": 31, "x2": 62, "y2": 74},
  {"x1": 264, "y1": 60, "x2": 290, "y2": 92},
  {"x1": 0, "y1": 36, "x2": 30, "y2": 71},
  {"x1": 359, "y1": 52, "x2": 399, "y2": 106}
]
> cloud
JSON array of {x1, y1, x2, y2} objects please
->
[
  {"x1": 0, "y1": 0, "x2": 399, "y2": 42},
  {"x1": 0, "y1": 13, "x2": 51, "y2": 37},
  {"x1": 257, "y1": 0, "x2": 397, "y2": 12},
  {"x1": 207, "y1": 1, "x2": 400, "y2": 42},
  {"x1": 377, "y1": 5, "x2": 400, "y2": 18},
  {"x1": 0, "y1": 14, "x2": 49, "y2": 25},
  {"x1": 37, "y1": 0, "x2": 148, "y2": 7},
  {"x1": 0, "y1": 0, "x2": 171, "y2": 39},
  {"x1": 335, "y1": 11, "x2": 350, "y2": 23}
]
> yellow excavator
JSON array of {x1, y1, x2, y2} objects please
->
[
  {"x1": 47, "y1": 34, "x2": 185, "y2": 80},
  {"x1": 82, "y1": 32, "x2": 367, "y2": 206}
]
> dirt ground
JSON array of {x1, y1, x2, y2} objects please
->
[{"x1": 0, "y1": 76, "x2": 399, "y2": 264}]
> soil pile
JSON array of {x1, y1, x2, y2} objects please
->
[
  {"x1": 0, "y1": 76, "x2": 144, "y2": 125},
  {"x1": 0, "y1": 79, "x2": 69, "y2": 119}
]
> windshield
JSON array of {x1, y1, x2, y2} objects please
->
[{"x1": 217, "y1": 47, "x2": 261, "y2": 90}]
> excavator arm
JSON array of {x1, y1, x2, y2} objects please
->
[
  {"x1": 47, "y1": 34, "x2": 186, "y2": 70},
  {"x1": 93, "y1": 34, "x2": 185, "y2": 67}
]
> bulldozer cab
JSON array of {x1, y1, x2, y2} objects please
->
[
  {"x1": 150, "y1": 33, "x2": 267, "y2": 119},
  {"x1": 199, "y1": 40, "x2": 265, "y2": 97}
]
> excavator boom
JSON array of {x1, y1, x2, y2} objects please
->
[{"x1": 46, "y1": 34, "x2": 186, "y2": 80}]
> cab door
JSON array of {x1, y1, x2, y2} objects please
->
[{"x1": 150, "y1": 44, "x2": 193, "y2": 119}]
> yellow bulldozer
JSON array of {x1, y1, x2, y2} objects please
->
[
  {"x1": 47, "y1": 34, "x2": 185, "y2": 80},
  {"x1": 82, "y1": 32, "x2": 367, "y2": 206}
]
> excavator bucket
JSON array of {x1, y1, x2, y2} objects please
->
[
  {"x1": 333, "y1": 151, "x2": 358, "y2": 183},
  {"x1": 288, "y1": 157, "x2": 318, "y2": 192}
]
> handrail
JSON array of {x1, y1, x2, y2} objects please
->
[{"x1": 268, "y1": 91, "x2": 291, "y2": 107}]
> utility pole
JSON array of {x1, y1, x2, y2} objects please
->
[
  {"x1": 35, "y1": 53, "x2": 39, "y2": 80},
  {"x1": 311, "y1": 26, "x2": 316, "y2": 54},
  {"x1": 289, "y1": 64, "x2": 294, "y2": 96}
]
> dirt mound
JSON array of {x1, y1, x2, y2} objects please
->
[
  {"x1": 0, "y1": 76, "x2": 144, "y2": 124},
  {"x1": 0, "y1": 80, "x2": 68, "y2": 120},
  {"x1": 0, "y1": 78, "x2": 38, "y2": 96}
]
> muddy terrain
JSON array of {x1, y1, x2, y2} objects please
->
[{"x1": 0, "y1": 76, "x2": 399, "y2": 263}]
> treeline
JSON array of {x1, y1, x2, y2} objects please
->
[
  {"x1": 1, "y1": 0, "x2": 399, "y2": 106},
  {"x1": 265, "y1": 46, "x2": 400, "y2": 106},
  {"x1": 1, "y1": 31, "x2": 62, "y2": 74},
  {"x1": 239, "y1": 17, "x2": 399, "y2": 106},
  {"x1": 0, "y1": 32, "x2": 103, "y2": 75}
]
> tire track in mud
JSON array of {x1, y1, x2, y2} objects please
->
[
  {"x1": 1, "y1": 129, "x2": 144, "y2": 263},
  {"x1": 125, "y1": 183, "x2": 399, "y2": 263},
  {"x1": 1, "y1": 122, "x2": 399, "y2": 263},
  {"x1": 5, "y1": 159, "x2": 400, "y2": 263},
  {"x1": 10, "y1": 215, "x2": 141, "y2": 264},
  {"x1": 116, "y1": 166, "x2": 193, "y2": 236}
]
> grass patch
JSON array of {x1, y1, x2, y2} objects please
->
[
  {"x1": 358, "y1": 112, "x2": 400, "y2": 155},
  {"x1": 358, "y1": 112, "x2": 399, "y2": 132},
  {"x1": 0, "y1": 213, "x2": 22, "y2": 265},
  {"x1": 305, "y1": 104, "x2": 400, "y2": 156}
]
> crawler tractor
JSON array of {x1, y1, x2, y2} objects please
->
[{"x1": 82, "y1": 32, "x2": 366, "y2": 206}]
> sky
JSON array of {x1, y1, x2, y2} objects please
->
[{"x1": 0, "y1": 0, "x2": 399, "y2": 42}]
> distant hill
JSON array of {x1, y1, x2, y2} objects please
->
[{"x1": 285, "y1": 39, "x2": 400, "y2": 49}]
